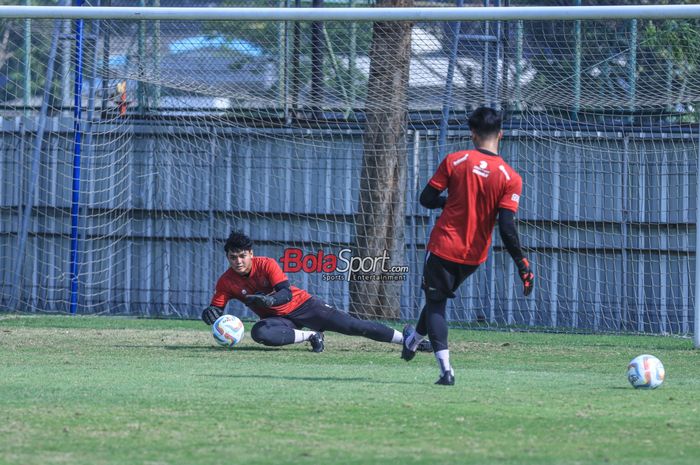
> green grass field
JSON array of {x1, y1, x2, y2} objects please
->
[{"x1": 1, "y1": 315, "x2": 699, "y2": 465}]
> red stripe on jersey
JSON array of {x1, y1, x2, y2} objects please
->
[
  {"x1": 427, "y1": 149, "x2": 522, "y2": 265},
  {"x1": 210, "y1": 256, "x2": 311, "y2": 317}
]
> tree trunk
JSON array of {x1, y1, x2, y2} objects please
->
[{"x1": 349, "y1": 0, "x2": 413, "y2": 320}]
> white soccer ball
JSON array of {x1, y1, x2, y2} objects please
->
[
  {"x1": 212, "y1": 314, "x2": 245, "y2": 348},
  {"x1": 627, "y1": 354, "x2": 665, "y2": 389}
]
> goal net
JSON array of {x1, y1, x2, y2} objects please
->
[{"x1": 1, "y1": 2, "x2": 699, "y2": 339}]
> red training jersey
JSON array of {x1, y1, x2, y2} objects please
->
[
  {"x1": 210, "y1": 256, "x2": 311, "y2": 318},
  {"x1": 427, "y1": 148, "x2": 522, "y2": 265}
]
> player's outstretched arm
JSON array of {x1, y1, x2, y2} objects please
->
[
  {"x1": 497, "y1": 208, "x2": 534, "y2": 296},
  {"x1": 244, "y1": 280, "x2": 293, "y2": 308},
  {"x1": 201, "y1": 305, "x2": 224, "y2": 325},
  {"x1": 419, "y1": 184, "x2": 447, "y2": 209}
]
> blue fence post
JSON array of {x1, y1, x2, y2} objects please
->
[
  {"x1": 69, "y1": 0, "x2": 85, "y2": 314},
  {"x1": 695, "y1": 126, "x2": 700, "y2": 348}
]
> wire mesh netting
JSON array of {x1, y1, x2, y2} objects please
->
[{"x1": 1, "y1": 2, "x2": 699, "y2": 336}]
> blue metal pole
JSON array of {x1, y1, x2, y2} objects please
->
[
  {"x1": 69, "y1": 0, "x2": 85, "y2": 314},
  {"x1": 438, "y1": 0, "x2": 464, "y2": 158}
]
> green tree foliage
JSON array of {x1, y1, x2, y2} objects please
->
[
  {"x1": 206, "y1": 1, "x2": 374, "y2": 106},
  {"x1": 643, "y1": 19, "x2": 700, "y2": 107},
  {"x1": 0, "y1": 1, "x2": 61, "y2": 104},
  {"x1": 505, "y1": 0, "x2": 700, "y2": 116}
]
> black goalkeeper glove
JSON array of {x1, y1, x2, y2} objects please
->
[
  {"x1": 201, "y1": 305, "x2": 224, "y2": 325},
  {"x1": 515, "y1": 257, "x2": 534, "y2": 296},
  {"x1": 245, "y1": 294, "x2": 275, "y2": 308}
]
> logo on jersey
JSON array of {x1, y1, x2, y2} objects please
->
[
  {"x1": 511, "y1": 193, "x2": 520, "y2": 203},
  {"x1": 472, "y1": 160, "x2": 490, "y2": 178},
  {"x1": 453, "y1": 153, "x2": 469, "y2": 166}
]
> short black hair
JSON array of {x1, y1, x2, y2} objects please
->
[
  {"x1": 224, "y1": 230, "x2": 253, "y2": 254},
  {"x1": 468, "y1": 107, "x2": 502, "y2": 139}
]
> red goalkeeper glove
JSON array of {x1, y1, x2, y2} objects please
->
[{"x1": 515, "y1": 257, "x2": 534, "y2": 296}]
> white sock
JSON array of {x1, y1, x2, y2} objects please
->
[
  {"x1": 391, "y1": 329, "x2": 403, "y2": 344},
  {"x1": 406, "y1": 331, "x2": 426, "y2": 351},
  {"x1": 293, "y1": 330, "x2": 316, "y2": 344},
  {"x1": 434, "y1": 349, "x2": 452, "y2": 375}
]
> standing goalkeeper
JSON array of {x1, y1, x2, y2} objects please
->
[
  {"x1": 202, "y1": 230, "x2": 430, "y2": 353},
  {"x1": 402, "y1": 107, "x2": 534, "y2": 385}
]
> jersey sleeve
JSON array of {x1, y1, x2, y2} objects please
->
[
  {"x1": 210, "y1": 276, "x2": 233, "y2": 308},
  {"x1": 264, "y1": 258, "x2": 289, "y2": 288},
  {"x1": 428, "y1": 156, "x2": 451, "y2": 191},
  {"x1": 498, "y1": 173, "x2": 523, "y2": 213}
]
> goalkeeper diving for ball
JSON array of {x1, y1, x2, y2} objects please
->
[{"x1": 202, "y1": 230, "x2": 431, "y2": 354}]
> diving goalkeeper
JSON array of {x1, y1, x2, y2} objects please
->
[{"x1": 202, "y1": 230, "x2": 431, "y2": 353}]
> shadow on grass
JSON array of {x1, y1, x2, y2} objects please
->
[
  {"x1": 201, "y1": 373, "x2": 415, "y2": 385},
  {"x1": 111, "y1": 344, "x2": 285, "y2": 352},
  {"x1": 214, "y1": 345, "x2": 287, "y2": 352},
  {"x1": 110, "y1": 344, "x2": 212, "y2": 351}
]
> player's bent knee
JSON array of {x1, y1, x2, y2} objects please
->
[
  {"x1": 250, "y1": 322, "x2": 271, "y2": 345},
  {"x1": 250, "y1": 321, "x2": 287, "y2": 346}
]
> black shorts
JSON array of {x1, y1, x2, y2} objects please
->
[
  {"x1": 422, "y1": 252, "x2": 478, "y2": 300},
  {"x1": 281, "y1": 296, "x2": 341, "y2": 331},
  {"x1": 253, "y1": 296, "x2": 395, "y2": 343}
]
